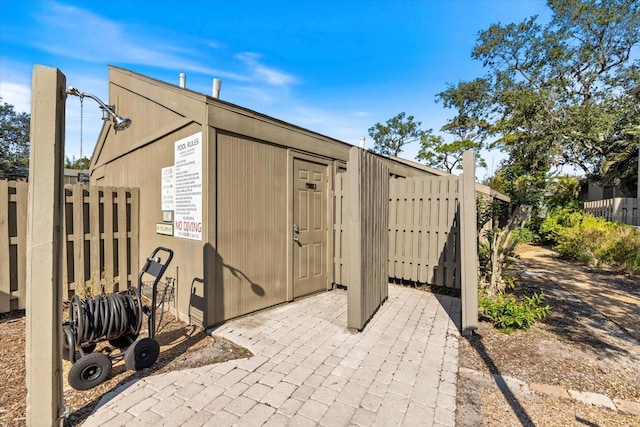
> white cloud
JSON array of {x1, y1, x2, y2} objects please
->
[
  {"x1": 0, "y1": 81, "x2": 31, "y2": 113},
  {"x1": 29, "y1": 3, "x2": 245, "y2": 81},
  {"x1": 235, "y1": 52, "x2": 297, "y2": 87},
  {"x1": 205, "y1": 40, "x2": 224, "y2": 49}
]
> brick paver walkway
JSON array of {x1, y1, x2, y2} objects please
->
[{"x1": 84, "y1": 284, "x2": 461, "y2": 426}]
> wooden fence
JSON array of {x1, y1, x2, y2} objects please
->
[
  {"x1": 0, "y1": 181, "x2": 139, "y2": 313},
  {"x1": 388, "y1": 175, "x2": 460, "y2": 289},
  {"x1": 334, "y1": 174, "x2": 461, "y2": 290},
  {"x1": 345, "y1": 148, "x2": 390, "y2": 331},
  {"x1": 584, "y1": 198, "x2": 639, "y2": 226}
]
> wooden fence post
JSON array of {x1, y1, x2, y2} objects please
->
[
  {"x1": 460, "y1": 150, "x2": 478, "y2": 336},
  {"x1": 26, "y1": 65, "x2": 65, "y2": 426}
]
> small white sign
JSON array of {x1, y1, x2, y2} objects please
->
[
  {"x1": 156, "y1": 222, "x2": 174, "y2": 236},
  {"x1": 174, "y1": 132, "x2": 203, "y2": 240}
]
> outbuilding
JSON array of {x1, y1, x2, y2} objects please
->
[{"x1": 90, "y1": 66, "x2": 452, "y2": 328}]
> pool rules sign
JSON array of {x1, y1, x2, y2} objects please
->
[{"x1": 173, "y1": 132, "x2": 203, "y2": 240}]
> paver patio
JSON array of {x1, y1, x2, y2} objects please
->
[{"x1": 84, "y1": 284, "x2": 461, "y2": 426}]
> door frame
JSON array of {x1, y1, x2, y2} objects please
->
[{"x1": 286, "y1": 150, "x2": 335, "y2": 301}]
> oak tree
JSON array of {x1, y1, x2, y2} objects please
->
[
  {"x1": 368, "y1": 112, "x2": 424, "y2": 157},
  {"x1": 473, "y1": 0, "x2": 640, "y2": 196}
]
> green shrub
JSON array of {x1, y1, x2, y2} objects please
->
[
  {"x1": 480, "y1": 292, "x2": 550, "y2": 333},
  {"x1": 538, "y1": 208, "x2": 640, "y2": 275},
  {"x1": 604, "y1": 225, "x2": 640, "y2": 274},
  {"x1": 555, "y1": 213, "x2": 611, "y2": 263},
  {"x1": 539, "y1": 207, "x2": 582, "y2": 245},
  {"x1": 549, "y1": 211, "x2": 640, "y2": 274},
  {"x1": 514, "y1": 226, "x2": 539, "y2": 244}
]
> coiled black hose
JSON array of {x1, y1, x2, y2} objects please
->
[{"x1": 69, "y1": 287, "x2": 143, "y2": 345}]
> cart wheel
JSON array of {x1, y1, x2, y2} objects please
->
[
  {"x1": 68, "y1": 353, "x2": 112, "y2": 390},
  {"x1": 109, "y1": 334, "x2": 138, "y2": 349},
  {"x1": 124, "y1": 338, "x2": 160, "y2": 371}
]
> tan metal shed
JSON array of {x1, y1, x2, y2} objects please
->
[{"x1": 90, "y1": 66, "x2": 440, "y2": 327}]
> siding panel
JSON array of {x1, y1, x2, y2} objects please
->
[{"x1": 216, "y1": 133, "x2": 287, "y2": 322}]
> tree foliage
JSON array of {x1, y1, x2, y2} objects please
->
[
  {"x1": 471, "y1": 0, "x2": 640, "y2": 196},
  {"x1": 65, "y1": 155, "x2": 91, "y2": 170},
  {"x1": 368, "y1": 112, "x2": 424, "y2": 157},
  {"x1": 0, "y1": 99, "x2": 30, "y2": 178},
  {"x1": 416, "y1": 131, "x2": 487, "y2": 173},
  {"x1": 417, "y1": 79, "x2": 490, "y2": 173},
  {"x1": 545, "y1": 175, "x2": 583, "y2": 212}
]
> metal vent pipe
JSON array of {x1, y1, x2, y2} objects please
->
[
  {"x1": 179, "y1": 73, "x2": 186, "y2": 88},
  {"x1": 212, "y1": 78, "x2": 222, "y2": 99}
]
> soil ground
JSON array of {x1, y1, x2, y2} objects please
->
[
  {"x1": 0, "y1": 303, "x2": 251, "y2": 427},
  {"x1": 456, "y1": 244, "x2": 640, "y2": 426}
]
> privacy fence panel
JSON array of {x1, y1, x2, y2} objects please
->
[
  {"x1": 0, "y1": 181, "x2": 139, "y2": 313},
  {"x1": 346, "y1": 148, "x2": 389, "y2": 331},
  {"x1": 0, "y1": 180, "x2": 28, "y2": 312},
  {"x1": 62, "y1": 184, "x2": 140, "y2": 299},
  {"x1": 334, "y1": 169, "x2": 463, "y2": 291},
  {"x1": 585, "y1": 198, "x2": 639, "y2": 226},
  {"x1": 388, "y1": 175, "x2": 460, "y2": 289}
]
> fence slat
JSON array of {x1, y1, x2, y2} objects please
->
[
  {"x1": 72, "y1": 184, "x2": 85, "y2": 292},
  {"x1": 103, "y1": 187, "x2": 115, "y2": 293},
  {"x1": 62, "y1": 186, "x2": 70, "y2": 298},
  {"x1": 15, "y1": 181, "x2": 28, "y2": 309},
  {"x1": 90, "y1": 186, "x2": 101, "y2": 288},
  {"x1": 333, "y1": 173, "x2": 345, "y2": 285},
  {"x1": 129, "y1": 187, "x2": 139, "y2": 290},
  {"x1": 117, "y1": 187, "x2": 128, "y2": 291},
  {"x1": 0, "y1": 181, "x2": 10, "y2": 312}
]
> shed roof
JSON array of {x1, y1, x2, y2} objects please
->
[{"x1": 90, "y1": 66, "x2": 508, "y2": 202}]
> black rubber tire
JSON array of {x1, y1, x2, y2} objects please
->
[
  {"x1": 108, "y1": 334, "x2": 138, "y2": 349},
  {"x1": 68, "y1": 353, "x2": 112, "y2": 390},
  {"x1": 124, "y1": 338, "x2": 160, "y2": 371}
]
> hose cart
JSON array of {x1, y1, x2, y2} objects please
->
[{"x1": 63, "y1": 247, "x2": 174, "y2": 390}]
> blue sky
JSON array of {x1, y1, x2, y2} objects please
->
[{"x1": 0, "y1": 0, "x2": 551, "y2": 178}]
